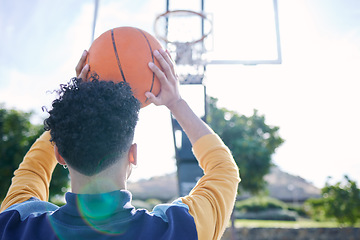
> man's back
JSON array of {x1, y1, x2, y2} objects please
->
[
  {"x1": 0, "y1": 133, "x2": 239, "y2": 240},
  {"x1": 1, "y1": 191, "x2": 197, "y2": 239},
  {"x1": 0, "y1": 48, "x2": 240, "y2": 240}
]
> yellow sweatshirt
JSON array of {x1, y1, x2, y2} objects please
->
[{"x1": 1, "y1": 132, "x2": 240, "y2": 240}]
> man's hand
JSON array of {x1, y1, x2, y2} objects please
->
[
  {"x1": 76, "y1": 50, "x2": 90, "y2": 79},
  {"x1": 145, "y1": 49, "x2": 181, "y2": 110},
  {"x1": 147, "y1": 48, "x2": 212, "y2": 145}
]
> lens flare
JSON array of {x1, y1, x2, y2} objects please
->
[{"x1": 48, "y1": 190, "x2": 134, "y2": 238}]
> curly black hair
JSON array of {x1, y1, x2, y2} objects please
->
[{"x1": 44, "y1": 77, "x2": 140, "y2": 176}]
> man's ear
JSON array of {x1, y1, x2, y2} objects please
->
[
  {"x1": 54, "y1": 145, "x2": 66, "y2": 166},
  {"x1": 128, "y1": 143, "x2": 137, "y2": 166}
]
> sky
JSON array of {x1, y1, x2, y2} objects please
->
[{"x1": 0, "y1": 0, "x2": 359, "y2": 188}]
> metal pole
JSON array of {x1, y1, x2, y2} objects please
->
[
  {"x1": 166, "y1": 0, "x2": 170, "y2": 11},
  {"x1": 165, "y1": 0, "x2": 170, "y2": 50},
  {"x1": 273, "y1": 0, "x2": 282, "y2": 64},
  {"x1": 201, "y1": 0, "x2": 207, "y2": 73},
  {"x1": 91, "y1": 0, "x2": 99, "y2": 44}
]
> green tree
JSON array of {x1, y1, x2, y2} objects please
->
[
  {"x1": 207, "y1": 97, "x2": 284, "y2": 194},
  {"x1": 0, "y1": 105, "x2": 69, "y2": 202},
  {"x1": 307, "y1": 175, "x2": 360, "y2": 226}
]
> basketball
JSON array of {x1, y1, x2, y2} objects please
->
[{"x1": 86, "y1": 27, "x2": 163, "y2": 107}]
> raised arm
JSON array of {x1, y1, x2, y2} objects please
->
[
  {"x1": 0, "y1": 132, "x2": 57, "y2": 212},
  {"x1": 147, "y1": 49, "x2": 240, "y2": 240},
  {"x1": 0, "y1": 52, "x2": 91, "y2": 213},
  {"x1": 146, "y1": 49, "x2": 212, "y2": 144}
]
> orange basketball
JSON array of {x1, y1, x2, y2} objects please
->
[{"x1": 86, "y1": 27, "x2": 163, "y2": 107}]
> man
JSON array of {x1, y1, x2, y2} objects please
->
[{"x1": 0, "y1": 49, "x2": 240, "y2": 239}]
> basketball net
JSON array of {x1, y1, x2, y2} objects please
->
[{"x1": 154, "y1": 10, "x2": 212, "y2": 84}]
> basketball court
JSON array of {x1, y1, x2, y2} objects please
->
[
  {"x1": 1, "y1": 0, "x2": 358, "y2": 195},
  {"x1": 147, "y1": 0, "x2": 282, "y2": 196}
]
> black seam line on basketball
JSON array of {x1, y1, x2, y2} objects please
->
[
  {"x1": 111, "y1": 29, "x2": 127, "y2": 82},
  {"x1": 136, "y1": 28, "x2": 155, "y2": 101}
]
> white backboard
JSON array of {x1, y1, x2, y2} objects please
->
[{"x1": 161, "y1": 0, "x2": 282, "y2": 65}]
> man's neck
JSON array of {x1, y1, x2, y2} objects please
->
[{"x1": 68, "y1": 162, "x2": 128, "y2": 194}]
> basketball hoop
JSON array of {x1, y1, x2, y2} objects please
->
[
  {"x1": 154, "y1": 10, "x2": 212, "y2": 45},
  {"x1": 154, "y1": 9, "x2": 213, "y2": 66}
]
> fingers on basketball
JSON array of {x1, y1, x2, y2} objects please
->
[{"x1": 86, "y1": 27, "x2": 162, "y2": 107}]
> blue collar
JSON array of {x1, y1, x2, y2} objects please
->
[{"x1": 52, "y1": 190, "x2": 136, "y2": 224}]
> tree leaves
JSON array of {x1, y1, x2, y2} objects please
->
[
  {"x1": 207, "y1": 97, "x2": 284, "y2": 195},
  {"x1": 307, "y1": 175, "x2": 360, "y2": 226},
  {"x1": 0, "y1": 105, "x2": 69, "y2": 202}
]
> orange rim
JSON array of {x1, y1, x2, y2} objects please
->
[{"x1": 154, "y1": 10, "x2": 212, "y2": 45}]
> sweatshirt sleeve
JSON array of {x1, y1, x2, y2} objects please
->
[
  {"x1": 0, "y1": 131, "x2": 57, "y2": 212},
  {"x1": 180, "y1": 134, "x2": 240, "y2": 240}
]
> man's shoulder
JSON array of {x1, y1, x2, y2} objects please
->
[
  {"x1": 150, "y1": 198, "x2": 190, "y2": 222},
  {"x1": 0, "y1": 198, "x2": 59, "y2": 239},
  {"x1": 136, "y1": 199, "x2": 198, "y2": 239},
  {"x1": 1, "y1": 197, "x2": 59, "y2": 221}
]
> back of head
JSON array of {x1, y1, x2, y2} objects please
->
[{"x1": 44, "y1": 77, "x2": 140, "y2": 176}]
